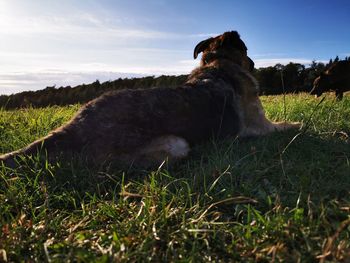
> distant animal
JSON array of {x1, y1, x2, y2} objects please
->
[
  {"x1": 310, "y1": 60, "x2": 350, "y2": 100},
  {"x1": 0, "y1": 31, "x2": 300, "y2": 168}
]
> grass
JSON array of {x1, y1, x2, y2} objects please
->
[{"x1": 1, "y1": 93, "x2": 350, "y2": 262}]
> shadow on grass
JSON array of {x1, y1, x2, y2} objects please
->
[
  {"x1": 1, "y1": 129, "x2": 349, "y2": 212},
  {"x1": 183, "y1": 129, "x2": 350, "y2": 207},
  {"x1": 1, "y1": 129, "x2": 349, "y2": 262}
]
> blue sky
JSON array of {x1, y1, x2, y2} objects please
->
[{"x1": 1, "y1": 0, "x2": 349, "y2": 95}]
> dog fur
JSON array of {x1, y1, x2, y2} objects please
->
[
  {"x1": 0, "y1": 31, "x2": 300, "y2": 168},
  {"x1": 310, "y1": 60, "x2": 350, "y2": 100}
]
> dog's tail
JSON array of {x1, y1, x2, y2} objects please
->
[{"x1": 0, "y1": 128, "x2": 81, "y2": 168}]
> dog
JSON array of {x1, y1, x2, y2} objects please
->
[
  {"x1": 0, "y1": 31, "x2": 300, "y2": 168},
  {"x1": 310, "y1": 60, "x2": 350, "y2": 100}
]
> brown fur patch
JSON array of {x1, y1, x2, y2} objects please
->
[{"x1": 311, "y1": 60, "x2": 350, "y2": 100}]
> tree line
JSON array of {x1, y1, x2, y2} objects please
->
[
  {"x1": 1, "y1": 56, "x2": 349, "y2": 109},
  {"x1": 0, "y1": 75, "x2": 188, "y2": 110},
  {"x1": 255, "y1": 56, "x2": 350, "y2": 95}
]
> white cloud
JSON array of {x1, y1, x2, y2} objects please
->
[
  {"x1": 252, "y1": 53, "x2": 288, "y2": 58},
  {"x1": 0, "y1": 71, "x2": 145, "y2": 95},
  {"x1": 0, "y1": 1, "x2": 214, "y2": 97},
  {"x1": 0, "y1": 8, "x2": 205, "y2": 73},
  {"x1": 0, "y1": 56, "x2": 199, "y2": 95},
  {"x1": 0, "y1": 11, "x2": 203, "y2": 41}
]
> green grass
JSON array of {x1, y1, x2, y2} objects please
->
[{"x1": 1, "y1": 93, "x2": 350, "y2": 262}]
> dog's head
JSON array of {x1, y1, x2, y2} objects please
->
[
  {"x1": 310, "y1": 72, "x2": 330, "y2": 97},
  {"x1": 193, "y1": 31, "x2": 254, "y2": 71}
]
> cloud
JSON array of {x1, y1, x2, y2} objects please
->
[
  {"x1": 0, "y1": 51, "x2": 200, "y2": 95},
  {"x1": 188, "y1": 33, "x2": 219, "y2": 38},
  {"x1": 252, "y1": 53, "x2": 288, "y2": 58},
  {"x1": 0, "y1": 71, "x2": 144, "y2": 95},
  {"x1": 0, "y1": 61, "x2": 199, "y2": 95},
  {"x1": 0, "y1": 10, "x2": 208, "y2": 41}
]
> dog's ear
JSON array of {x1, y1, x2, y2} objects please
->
[
  {"x1": 220, "y1": 31, "x2": 247, "y2": 52},
  {"x1": 193, "y1": 37, "x2": 214, "y2": 59}
]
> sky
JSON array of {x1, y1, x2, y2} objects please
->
[{"x1": 0, "y1": 0, "x2": 350, "y2": 95}]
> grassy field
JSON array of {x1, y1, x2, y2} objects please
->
[{"x1": 1, "y1": 93, "x2": 350, "y2": 262}]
